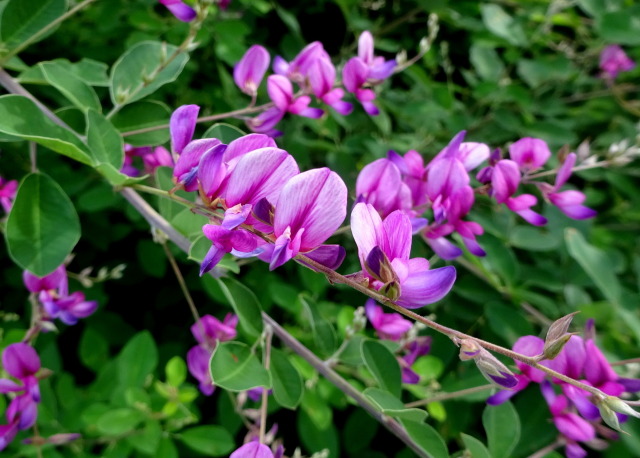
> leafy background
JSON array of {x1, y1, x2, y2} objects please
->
[{"x1": 1, "y1": 0, "x2": 640, "y2": 456}]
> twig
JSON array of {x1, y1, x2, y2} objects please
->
[
  {"x1": 405, "y1": 384, "x2": 494, "y2": 408},
  {"x1": 259, "y1": 326, "x2": 273, "y2": 444}
]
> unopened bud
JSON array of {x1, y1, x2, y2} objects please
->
[
  {"x1": 458, "y1": 339, "x2": 517, "y2": 389},
  {"x1": 597, "y1": 398, "x2": 626, "y2": 434},
  {"x1": 602, "y1": 396, "x2": 640, "y2": 420},
  {"x1": 380, "y1": 281, "x2": 401, "y2": 301},
  {"x1": 395, "y1": 49, "x2": 407, "y2": 66},
  {"x1": 543, "y1": 333, "x2": 573, "y2": 360},
  {"x1": 459, "y1": 339, "x2": 481, "y2": 360}
]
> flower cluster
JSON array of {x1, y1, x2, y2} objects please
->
[
  {"x1": 121, "y1": 144, "x2": 173, "y2": 177},
  {"x1": 365, "y1": 299, "x2": 433, "y2": 383},
  {"x1": 23, "y1": 265, "x2": 98, "y2": 326},
  {"x1": 0, "y1": 344, "x2": 41, "y2": 451},
  {"x1": 488, "y1": 320, "x2": 640, "y2": 457},
  {"x1": 233, "y1": 31, "x2": 395, "y2": 135},
  {"x1": 168, "y1": 105, "x2": 348, "y2": 275},
  {"x1": 356, "y1": 132, "x2": 597, "y2": 260},
  {"x1": 187, "y1": 314, "x2": 238, "y2": 395}
]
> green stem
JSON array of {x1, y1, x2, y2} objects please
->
[
  {"x1": 259, "y1": 325, "x2": 272, "y2": 444},
  {"x1": 0, "y1": 0, "x2": 98, "y2": 66},
  {"x1": 525, "y1": 160, "x2": 611, "y2": 180}
]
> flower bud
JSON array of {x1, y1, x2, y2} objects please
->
[
  {"x1": 597, "y1": 398, "x2": 625, "y2": 434},
  {"x1": 543, "y1": 333, "x2": 574, "y2": 360},
  {"x1": 601, "y1": 396, "x2": 640, "y2": 419}
]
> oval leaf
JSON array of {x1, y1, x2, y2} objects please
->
[
  {"x1": 215, "y1": 278, "x2": 263, "y2": 339},
  {"x1": 270, "y1": 348, "x2": 304, "y2": 409},
  {"x1": 40, "y1": 61, "x2": 101, "y2": 112},
  {"x1": 112, "y1": 100, "x2": 171, "y2": 147},
  {"x1": 5, "y1": 173, "x2": 80, "y2": 276},
  {"x1": 110, "y1": 41, "x2": 189, "y2": 107},
  {"x1": 117, "y1": 331, "x2": 159, "y2": 388},
  {"x1": 361, "y1": 339, "x2": 401, "y2": 397},
  {"x1": 179, "y1": 426, "x2": 234, "y2": 457},
  {"x1": 87, "y1": 109, "x2": 124, "y2": 169},
  {"x1": 0, "y1": 0, "x2": 65, "y2": 52},
  {"x1": 0, "y1": 95, "x2": 93, "y2": 165},
  {"x1": 482, "y1": 401, "x2": 521, "y2": 458},
  {"x1": 210, "y1": 341, "x2": 271, "y2": 391}
]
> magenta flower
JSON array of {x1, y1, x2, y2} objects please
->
[
  {"x1": 387, "y1": 150, "x2": 429, "y2": 208},
  {"x1": 158, "y1": 0, "x2": 197, "y2": 22},
  {"x1": 0, "y1": 176, "x2": 18, "y2": 214},
  {"x1": 230, "y1": 441, "x2": 274, "y2": 458},
  {"x1": 187, "y1": 314, "x2": 238, "y2": 395},
  {"x1": 343, "y1": 57, "x2": 379, "y2": 115},
  {"x1": 399, "y1": 336, "x2": 432, "y2": 384},
  {"x1": 357, "y1": 31, "x2": 396, "y2": 82},
  {"x1": 509, "y1": 137, "x2": 551, "y2": 172},
  {"x1": 0, "y1": 344, "x2": 41, "y2": 451},
  {"x1": 600, "y1": 45, "x2": 635, "y2": 80},
  {"x1": 355, "y1": 158, "x2": 411, "y2": 218},
  {"x1": 268, "y1": 168, "x2": 347, "y2": 270},
  {"x1": 234, "y1": 45, "x2": 270, "y2": 96},
  {"x1": 351, "y1": 203, "x2": 456, "y2": 308},
  {"x1": 122, "y1": 145, "x2": 174, "y2": 177},
  {"x1": 273, "y1": 41, "x2": 329, "y2": 85},
  {"x1": 542, "y1": 153, "x2": 597, "y2": 220},
  {"x1": 23, "y1": 265, "x2": 66, "y2": 293},
  {"x1": 246, "y1": 107, "x2": 284, "y2": 137},
  {"x1": 308, "y1": 57, "x2": 353, "y2": 115},
  {"x1": 365, "y1": 299, "x2": 412, "y2": 341},
  {"x1": 267, "y1": 75, "x2": 323, "y2": 119}
]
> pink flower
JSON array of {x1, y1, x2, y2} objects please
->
[
  {"x1": 365, "y1": 299, "x2": 412, "y2": 341},
  {"x1": 600, "y1": 45, "x2": 635, "y2": 80},
  {"x1": 234, "y1": 45, "x2": 270, "y2": 96},
  {"x1": 0, "y1": 176, "x2": 18, "y2": 214},
  {"x1": 158, "y1": 0, "x2": 197, "y2": 22}
]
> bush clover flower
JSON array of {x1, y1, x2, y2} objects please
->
[
  {"x1": 599, "y1": 45, "x2": 635, "y2": 81},
  {"x1": 234, "y1": 45, "x2": 270, "y2": 97},
  {"x1": 0, "y1": 176, "x2": 18, "y2": 214},
  {"x1": 158, "y1": 0, "x2": 197, "y2": 22}
]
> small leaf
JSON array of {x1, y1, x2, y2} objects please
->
[
  {"x1": 401, "y1": 420, "x2": 448, "y2": 458},
  {"x1": 299, "y1": 295, "x2": 337, "y2": 357},
  {"x1": 565, "y1": 228, "x2": 621, "y2": 305},
  {"x1": 215, "y1": 278, "x2": 263, "y2": 339},
  {"x1": 209, "y1": 341, "x2": 271, "y2": 391},
  {"x1": 40, "y1": 61, "x2": 101, "y2": 112},
  {"x1": 5, "y1": 173, "x2": 80, "y2": 276},
  {"x1": 363, "y1": 388, "x2": 428, "y2": 423},
  {"x1": 0, "y1": 95, "x2": 93, "y2": 165},
  {"x1": 202, "y1": 123, "x2": 246, "y2": 143},
  {"x1": 480, "y1": 4, "x2": 527, "y2": 46},
  {"x1": 165, "y1": 356, "x2": 187, "y2": 387},
  {"x1": 86, "y1": 109, "x2": 124, "y2": 169},
  {"x1": 483, "y1": 401, "x2": 521, "y2": 458},
  {"x1": 270, "y1": 348, "x2": 304, "y2": 409},
  {"x1": 461, "y1": 433, "x2": 492, "y2": 458},
  {"x1": 110, "y1": 41, "x2": 190, "y2": 107},
  {"x1": 112, "y1": 101, "x2": 171, "y2": 147},
  {"x1": 117, "y1": 331, "x2": 158, "y2": 388},
  {"x1": 96, "y1": 408, "x2": 145, "y2": 435},
  {"x1": 361, "y1": 339, "x2": 401, "y2": 397},
  {"x1": 179, "y1": 426, "x2": 234, "y2": 456}
]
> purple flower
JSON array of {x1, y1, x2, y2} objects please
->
[
  {"x1": 187, "y1": 314, "x2": 238, "y2": 395},
  {"x1": 0, "y1": 344, "x2": 42, "y2": 451},
  {"x1": 351, "y1": 203, "x2": 456, "y2": 308},
  {"x1": 542, "y1": 153, "x2": 597, "y2": 220},
  {"x1": 355, "y1": 158, "x2": 411, "y2": 217},
  {"x1": 122, "y1": 145, "x2": 174, "y2": 177},
  {"x1": 600, "y1": 45, "x2": 635, "y2": 80},
  {"x1": 365, "y1": 299, "x2": 412, "y2": 341},
  {"x1": 246, "y1": 107, "x2": 284, "y2": 137},
  {"x1": 158, "y1": 0, "x2": 197, "y2": 22},
  {"x1": 342, "y1": 57, "x2": 379, "y2": 115},
  {"x1": 268, "y1": 168, "x2": 347, "y2": 270},
  {"x1": 0, "y1": 176, "x2": 18, "y2": 214},
  {"x1": 308, "y1": 57, "x2": 353, "y2": 115},
  {"x1": 357, "y1": 31, "x2": 396, "y2": 82},
  {"x1": 230, "y1": 441, "x2": 274, "y2": 458},
  {"x1": 267, "y1": 75, "x2": 324, "y2": 119},
  {"x1": 399, "y1": 336, "x2": 432, "y2": 384},
  {"x1": 509, "y1": 137, "x2": 551, "y2": 172},
  {"x1": 23, "y1": 265, "x2": 66, "y2": 293},
  {"x1": 273, "y1": 41, "x2": 329, "y2": 85},
  {"x1": 234, "y1": 45, "x2": 270, "y2": 96}
]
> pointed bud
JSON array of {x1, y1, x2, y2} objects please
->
[
  {"x1": 543, "y1": 333, "x2": 574, "y2": 360},
  {"x1": 380, "y1": 281, "x2": 401, "y2": 301},
  {"x1": 459, "y1": 339, "x2": 481, "y2": 360},
  {"x1": 545, "y1": 311, "x2": 579, "y2": 343},
  {"x1": 602, "y1": 396, "x2": 640, "y2": 420},
  {"x1": 364, "y1": 246, "x2": 398, "y2": 284},
  {"x1": 597, "y1": 398, "x2": 626, "y2": 434},
  {"x1": 458, "y1": 339, "x2": 517, "y2": 388}
]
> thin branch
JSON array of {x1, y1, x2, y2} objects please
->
[
  {"x1": 259, "y1": 326, "x2": 272, "y2": 444},
  {"x1": 160, "y1": 240, "x2": 202, "y2": 327},
  {"x1": 405, "y1": 384, "x2": 494, "y2": 408},
  {"x1": 611, "y1": 357, "x2": 640, "y2": 367}
]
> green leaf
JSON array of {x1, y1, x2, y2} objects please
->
[
  {"x1": 96, "y1": 408, "x2": 145, "y2": 435},
  {"x1": 270, "y1": 348, "x2": 304, "y2": 409},
  {"x1": 79, "y1": 327, "x2": 109, "y2": 372},
  {"x1": 127, "y1": 420, "x2": 161, "y2": 455},
  {"x1": 165, "y1": 356, "x2": 186, "y2": 387},
  {"x1": 596, "y1": 8, "x2": 640, "y2": 45},
  {"x1": 401, "y1": 420, "x2": 448, "y2": 458},
  {"x1": 5, "y1": 173, "x2": 80, "y2": 276},
  {"x1": 0, "y1": 95, "x2": 93, "y2": 165},
  {"x1": 19, "y1": 58, "x2": 109, "y2": 86},
  {"x1": 565, "y1": 228, "x2": 621, "y2": 305},
  {"x1": 209, "y1": 341, "x2": 271, "y2": 391},
  {"x1": 0, "y1": 0, "x2": 66, "y2": 52},
  {"x1": 202, "y1": 123, "x2": 246, "y2": 143},
  {"x1": 299, "y1": 295, "x2": 337, "y2": 357},
  {"x1": 483, "y1": 401, "x2": 521, "y2": 458},
  {"x1": 179, "y1": 426, "x2": 234, "y2": 457},
  {"x1": 157, "y1": 438, "x2": 178, "y2": 458},
  {"x1": 461, "y1": 433, "x2": 492, "y2": 458},
  {"x1": 363, "y1": 388, "x2": 428, "y2": 423},
  {"x1": 110, "y1": 41, "x2": 190, "y2": 106},
  {"x1": 94, "y1": 163, "x2": 147, "y2": 186},
  {"x1": 39, "y1": 61, "x2": 101, "y2": 112},
  {"x1": 215, "y1": 277, "x2": 263, "y2": 339},
  {"x1": 480, "y1": 4, "x2": 527, "y2": 46},
  {"x1": 361, "y1": 339, "x2": 401, "y2": 397},
  {"x1": 510, "y1": 226, "x2": 560, "y2": 251},
  {"x1": 86, "y1": 109, "x2": 124, "y2": 169},
  {"x1": 112, "y1": 101, "x2": 171, "y2": 147},
  {"x1": 117, "y1": 331, "x2": 158, "y2": 388},
  {"x1": 470, "y1": 44, "x2": 504, "y2": 82}
]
